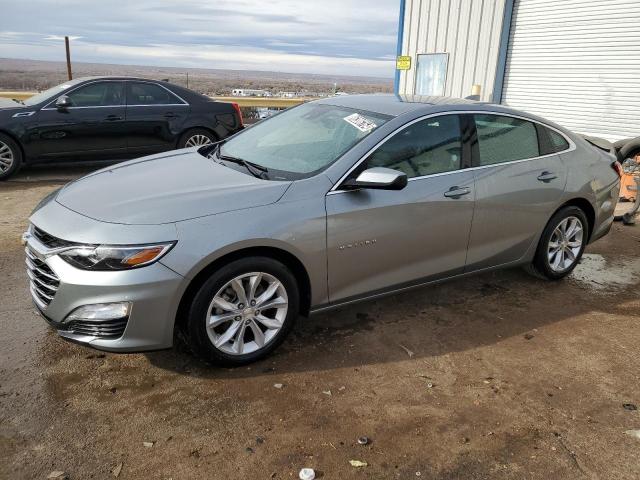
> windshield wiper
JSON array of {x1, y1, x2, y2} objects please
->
[
  {"x1": 219, "y1": 153, "x2": 269, "y2": 180},
  {"x1": 206, "y1": 141, "x2": 226, "y2": 160},
  {"x1": 12, "y1": 98, "x2": 25, "y2": 105}
]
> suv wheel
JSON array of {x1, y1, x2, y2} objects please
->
[
  {"x1": 186, "y1": 257, "x2": 299, "y2": 366},
  {"x1": 526, "y1": 206, "x2": 588, "y2": 280},
  {"x1": 178, "y1": 128, "x2": 216, "y2": 149},
  {"x1": 0, "y1": 133, "x2": 22, "y2": 181}
]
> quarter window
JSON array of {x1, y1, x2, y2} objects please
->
[
  {"x1": 474, "y1": 114, "x2": 539, "y2": 165},
  {"x1": 547, "y1": 128, "x2": 570, "y2": 152},
  {"x1": 66, "y1": 82, "x2": 124, "y2": 107},
  {"x1": 127, "y1": 82, "x2": 183, "y2": 105},
  {"x1": 365, "y1": 115, "x2": 462, "y2": 178}
]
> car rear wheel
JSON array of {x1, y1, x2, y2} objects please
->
[
  {"x1": 186, "y1": 257, "x2": 299, "y2": 366},
  {"x1": 178, "y1": 128, "x2": 217, "y2": 149},
  {"x1": 526, "y1": 206, "x2": 588, "y2": 280},
  {"x1": 0, "y1": 133, "x2": 22, "y2": 181}
]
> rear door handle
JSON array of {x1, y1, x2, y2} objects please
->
[
  {"x1": 443, "y1": 186, "x2": 471, "y2": 198},
  {"x1": 164, "y1": 112, "x2": 179, "y2": 119},
  {"x1": 105, "y1": 115, "x2": 123, "y2": 121},
  {"x1": 537, "y1": 171, "x2": 557, "y2": 182}
]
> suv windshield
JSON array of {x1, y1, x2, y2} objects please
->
[{"x1": 218, "y1": 103, "x2": 389, "y2": 179}]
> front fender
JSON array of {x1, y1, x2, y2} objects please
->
[{"x1": 161, "y1": 198, "x2": 328, "y2": 306}]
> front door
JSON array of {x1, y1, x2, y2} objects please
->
[
  {"x1": 32, "y1": 81, "x2": 127, "y2": 160},
  {"x1": 125, "y1": 81, "x2": 189, "y2": 155},
  {"x1": 326, "y1": 114, "x2": 476, "y2": 303},
  {"x1": 465, "y1": 114, "x2": 568, "y2": 271}
]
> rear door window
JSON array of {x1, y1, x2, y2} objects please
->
[
  {"x1": 127, "y1": 82, "x2": 184, "y2": 105},
  {"x1": 474, "y1": 114, "x2": 539, "y2": 165},
  {"x1": 366, "y1": 114, "x2": 463, "y2": 178}
]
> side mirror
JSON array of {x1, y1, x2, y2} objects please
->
[
  {"x1": 55, "y1": 95, "x2": 72, "y2": 110},
  {"x1": 342, "y1": 167, "x2": 408, "y2": 191}
]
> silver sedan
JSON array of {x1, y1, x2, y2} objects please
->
[{"x1": 24, "y1": 95, "x2": 620, "y2": 366}]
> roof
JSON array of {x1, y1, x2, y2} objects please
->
[
  {"x1": 70, "y1": 76, "x2": 173, "y2": 83},
  {"x1": 316, "y1": 93, "x2": 491, "y2": 116}
]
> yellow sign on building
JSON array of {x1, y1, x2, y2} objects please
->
[{"x1": 396, "y1": 56, "x2": 411, "y2": 70}]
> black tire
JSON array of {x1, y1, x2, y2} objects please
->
[
  {"x1": 0, "y1": 133, "x2": 22, "y2": 181},
  {"x1": 526, "y1": 206, "x2": 589, "y2": 280},
  {"x1": 185, "y1": 257, "x2": 300, "y2": 367},
  {"x1": 618, "y1": 137, "x2": 640, "y2": 161},
  {"x1": 177, "y1": 128, "x2": 217, "y2": 149}
]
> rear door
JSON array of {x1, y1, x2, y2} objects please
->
[
  {"x1": 125, "y1": 81, "x2": 190, "y2": 155},
  {"x1": 326, "y1": 114, "x2": 476, "y2": 303},
  {"x1": 465, "y1": 113, "x2": 569, "y2": 271},
  {"x1": 32, "y1": 81, "x2": 127, "y2": 159}
]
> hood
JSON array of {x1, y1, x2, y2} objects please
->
[{"x1": 55, "y1": 150, "x2": 291, "y2": 224}]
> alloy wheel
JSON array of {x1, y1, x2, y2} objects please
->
[
  {"x1": 206, "y1": 272, "x2": 288, "y2": 355},
  {"x1": 547, "y1": 216, "x2": 584, "y2": 272},
  {"x1": 0, "y1": 140, "x2": 14, "y2": 173},
  {"x1": 185, "y1": 134, "x2": 213, "y2": 147}
]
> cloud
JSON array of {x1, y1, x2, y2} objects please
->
[
  {"x1": 44, "y1": 35, "x2": 83, "y2": 41},
  {"x1": 0, "y1": 38, "x2": 393, "y2": 77},
  {"x1": 0, "y1": 0, "x2": 399, "y2": 77}
]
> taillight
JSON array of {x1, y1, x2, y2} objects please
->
[
  {"x1": 231, "y1": 102, "x2": 243, "y2": 127},
  {"x1": 612, "y1": 161, "x2": 623, "y2": 179}
]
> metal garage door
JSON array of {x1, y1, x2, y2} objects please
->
[{"x1": 501, "y1": 0, "x2": 640, "y2": 141}]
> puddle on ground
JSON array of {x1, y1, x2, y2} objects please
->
[{"x1": 570, "y1": 253, "x2": 640, "y2": 290}]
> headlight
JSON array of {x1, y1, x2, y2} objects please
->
[{"x1": 59, "y1": 242, "x2": 175, "y2": 271}]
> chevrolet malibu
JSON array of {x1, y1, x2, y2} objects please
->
[{"x1": 24, "y1": 95, "x2": 620, "y2": 366}]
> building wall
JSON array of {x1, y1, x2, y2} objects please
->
[
  {"x1": 398, "y1": 0, "x2": 508, "y2": 101},
  {"x1": 502, "y1": 0, "x2": 640, "y2": 141}
]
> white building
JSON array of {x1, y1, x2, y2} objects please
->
[
  {"x1": 231, "y1": 88, "x2": 270, "y2": 97},
  {"x1": 395, "y1": 0, "x2": 640, "y2": 140}
]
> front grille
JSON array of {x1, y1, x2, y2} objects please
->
[
  {"x1": 32, "y1": 226, "x2": 77, "y2": 249},
  {"x1": 25, "y1": 247, "x2": 60, "y2": 309},
  {"x1": 64, "y1": 318, "x2": 128, "y2": 338}
]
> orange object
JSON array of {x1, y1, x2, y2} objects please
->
[
  {"x1": 620, "y1": 154, "x2": 639, "y2": 202},
  {"x1": 122, "y1": 247, "x2": 165, "y2": 266}
]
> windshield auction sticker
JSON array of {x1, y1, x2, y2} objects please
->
[{"x1": 343, "y1": 113, "x2": 377, "y2": 133}]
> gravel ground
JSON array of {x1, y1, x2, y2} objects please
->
[{"x1": 1, "y1": 164, "x2": 640, "y2": 480}]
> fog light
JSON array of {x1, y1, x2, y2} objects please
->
[{"x1": 65, "y1": 302, "x2": 131, "y2": 322}]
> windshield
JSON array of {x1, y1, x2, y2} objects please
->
[
  {"x1": 23, "y1": 79, "x2": 84, "y2": 106},
  {"x1": 219, "y1": 103, "x2": 389, "y2": 178}
]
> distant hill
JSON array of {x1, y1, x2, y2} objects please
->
[{"x1": 0, "y1": 58, "x2": 393, "y2": 96}]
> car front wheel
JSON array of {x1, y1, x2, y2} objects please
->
[
  {"x1": 0, "y1": 133, "x2": 22, "y2": 181},
  {"x1": 526, "y1": 206, "x2": 589, "y2": 280},
  {"x1": 186, "y1": 257, "x2": 299, "y2": 366}
]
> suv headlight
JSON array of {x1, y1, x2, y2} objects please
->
[{"x1": 59, "y1": 242, "x2": 175, "y2": 271}]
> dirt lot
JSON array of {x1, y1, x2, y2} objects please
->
[{"x1": 1, "y1": 165, "x2": 640, "y2": 480}]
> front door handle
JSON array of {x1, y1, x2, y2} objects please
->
[
  {"x1": 537, "y1": 171, "x2": 557, "y2": 182},
  {"x1": 443, "y1": 186, "x2": 471, "y2": 198},
  {"x1": 105, "y1": 114, "x2": 123, "y2": 121}
]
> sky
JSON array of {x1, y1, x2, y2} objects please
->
[{"x1": 0, "y1": 0, "x2": 399, "y2": 78}]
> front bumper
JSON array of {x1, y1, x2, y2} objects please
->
[{"x1": 25, "y1": 233, "x2": 184, "y2": 352}]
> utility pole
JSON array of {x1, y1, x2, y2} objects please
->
[
  {"x1": 65, "y1": 36, "x2": 73, "y2": 80},
  {"x1": 186, "y1": 72, "x2": 189, "y2": 89}
]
